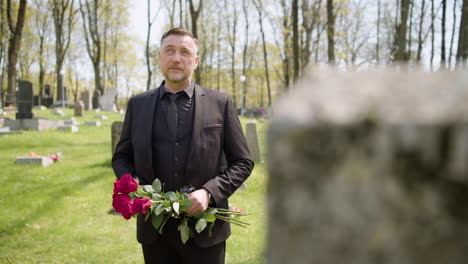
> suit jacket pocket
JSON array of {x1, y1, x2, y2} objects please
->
[{"x1": 204, "y1": 123, "x2": 223, "y2": 129}]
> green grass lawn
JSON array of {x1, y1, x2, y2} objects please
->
[{"x1": 0, "y1": 108, "x2": 267, "y2": 264}]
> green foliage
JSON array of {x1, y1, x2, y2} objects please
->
[{"x1": 0, "y1": 109, "x2": 267, "y2": 263}]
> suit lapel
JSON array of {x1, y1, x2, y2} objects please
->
[
  {"x1": 187, "y1": 84, "x2": 206, "y2": 163},
  {"x1": 144, "y1": 85, "x2": 162, "y2": 166}
]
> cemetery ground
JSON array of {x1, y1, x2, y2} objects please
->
[{"x1": 0, "y1": 108, "x2": 267, "y2": 264}]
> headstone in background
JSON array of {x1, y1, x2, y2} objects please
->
[
  {"x1": 98, "y1": 88, "x2": 117, "y2": 112},
  {"x1": 267, "y1": 68, "x2": 468, "y2": 264},
  {"x1": 44, "y1": 84, "x2": 51, "y2": 97},
  {"x1": 80, "y1": 90, "x2": 92, "y2": 111},
  {"x1": 64, "y1": 117, "x2": 78, "y2": 126},
  {"x1": 245, "y1": 120, "x2": 262, "y2": 163},
  {"x1": 92, "y1": 89, "x2": 101, "y2": 109},
  {"x1": 41, "y1": 84, "x2": 54, "y2": 108},
  {"x1": 16, "y1": 156, "x2": 53, "y2": 167},
  {"x1": 57, "y1": 125, "x2": 78, "y2": 133},
  {"x1": 33, "y1": 95, "x2": 39, "y2": 106},
  {"x1": 56, "y1": 85, "x2": 68, "y2": 101},
  {"x1": 85, "y1": 121, "x2": 102, "y2": 127},
  {"x1": 33, "y1": 106, "x2": 47, "y2": 110},
  {"x1": 111, "y1": 121, "x2": 124, "y2": 154},
  {"x1": 4, "y1": 118, "x2": 63, "y2": 131},
  {"x1": 94, "y1": 114, "x2": 108, "y2": 120},
  {"x1": 74, "y1": 100, "x2": 85, "y2": 117},
  {"x1": 51, "y1": 109, "x2": 65, "y2": 116},
  {"x1": 15, "y1": 80, "x2": 34, "y2": 119}
]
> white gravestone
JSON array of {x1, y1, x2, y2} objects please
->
[{"x1": 98, "y1": 88, "x2": 117, "y2": 112}]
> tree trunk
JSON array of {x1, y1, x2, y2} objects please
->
[
  {"x1": 376, "y1": 0, "x2": 381, "y2": 63},
  {"x1": 394, "y1": 0, "x2": 410, "y2": 61},
  {"x1": 146, "y1": 0, "x2": 153, "y2": 91},
  {"x1": 6, "y1": 0, "x2": 27, "y2": 104},
  {"x1": 430, "y1": 0, "x2": 435, "y2": 70},
  {"x1": 441, "y1": 0, "x2": 447, "y2": 68},
  {"x1": 449, "y1": 0, "x2": 458, "y2": 66},
  {"x1": 188, "y1": 0, "x2": 203, "y2": 84},
  {"x1": 456, "y1": 0, "x2": 468, "y2": 66},
  {"x1": 292, "y1": 0, "x2": 299, "y2": 81},
  {"x1": 253, "y1": 0, "x2": 271, "y2": 106},
  {"x1": 179, "y1": 0, "x2": 183, "y2": 27},
  {"x1": 224, "y1": 0, "x2": 237, "y2": 107},
  {"x1": 417, "y1": 0, "x2": 426, "y2": 61},
  {"x1": 326, "y1": 0, "x2": 335, "y2": 64},
  {"x1": 407, "y1": 0, "x2": 414, "y2": 60}
]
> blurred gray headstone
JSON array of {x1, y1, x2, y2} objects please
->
[
  {"x1": 74, "y1": 100, "x2": 84, "y2": 117},
  {"x1": 85, "y1": 121, "x2": 101, "y2": 127},
  {"x1": 267, "y1": 67, "x2": 468, "y2": 264},
  {"x1": 57, "y1": 125, "x2": 78, "y2": 133},
  {"x1": 94, "y1": 114, "x2": 108, "y2": 120},
  {"x1": 245, "y1": 120, "x2": 262, "y2": 162},
  {"x1": 81, "y1": 90, "x2": 92, "y2": 111},
  {"x1": 111, "y1": 121, "x2": 124, "y2": 154},
  {"x1": 16, "y1": 157, "x2": 53, "y2": 167},
  {"x1": 99, "y1": 88, "x2": 117, "y2": 112},
  {"x1": 15, "y1": 80, "x2": 33, "y2": 119}
]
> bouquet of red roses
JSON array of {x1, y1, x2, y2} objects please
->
[{"x1": 112, "y1": 174, "x2": 250, "y2": 244}]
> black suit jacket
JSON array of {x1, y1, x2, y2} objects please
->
[{"x1": 112, "y1": 82, "x2": 254, "y2": 247}]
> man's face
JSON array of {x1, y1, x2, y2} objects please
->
[{"x1": 159, "y1": 35, "x2": 199, "y2": 84}]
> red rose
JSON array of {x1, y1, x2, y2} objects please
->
[
  {"x1": 132, "y1": 197, "x2": 152, "y2": 214},
  {"x1": 120, "y1": 201, "x2": 134, "y2": 220},
  {"x1": 112, "y1": 193, "x2": 131, "y2": 213},
  {"x1": 114, "y1": 173, "x2": 138, "y2": 194}
]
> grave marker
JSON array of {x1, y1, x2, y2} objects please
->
[{"x1": 267, "y1": 68, "x2": 468, "y2": 264}]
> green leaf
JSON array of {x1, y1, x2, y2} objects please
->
[
  {"x1": 154, "y1": 203, "x2": 165, "y2": 216},
  {"x1": 179, "y1": 203, "x2": 192, "y2": 211},
  {"x1": 159, "y1": 217, "x2": 169, "y2": 235},
  {"x1": 206, "y1": 208, "x2": 218, "y2": 214},
  {"x1": 208, "y1": 222, "x2": 215, "y2": 237},
  {"x1": 165, "y1": 191, "x2": 178, "y2": 201},
  {"x1": 173, "y1": 202, "x2": 180, "y2": 214},
  {"x1": 143, "y1": 185, "x2": 154, "y2": 193},
  {"x1": 152, "y1": 178, "x2": 162, "y2": 193},
  {"x1": 152, "y1": 193, "x2": 162, "y2": 201},
  {"x1": 151, "y1": 213, "x2": 164, "y2": 230},
  {"x1": 195, "y1": 218, "x2": 207, "y2": 233},
  {"x1": 144, "y1": 212, "x2": 151, "y2": 222},
  {"x1": 205, "y1": 213, "x2": 216, "y2": 223},
  {"x1": 194, "y1": 212, "x2": 206, "y2": 219},
  {"x1": 179, "y1": 220, "x2": 191, "y2": 244}
]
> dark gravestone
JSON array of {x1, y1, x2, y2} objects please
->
[
  {"x1": 44, "y1": 84, "x2": 51, "y2": 97},
  {"x1": 33, "y1": 95, "x2": 39, "y2": 106},
  {"x1": 92, "y1": 90, "x2": 101, "y2": 109},
  {"x1": 267, "y1": 68, "x2": 468, "y2": 264},
  {"x1": 16, "y1": 81, "x2": 33, "y2": 119},
  {"x1": 41, "y1": 97, "x2": 53, "y2": 108},
  {"x1": 42, "y1": 84, "x2": 53, "y2": 107}
]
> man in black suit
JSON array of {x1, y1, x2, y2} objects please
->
[{"x1": 112, "y1": 28, "x2": 254, "y2": 264}]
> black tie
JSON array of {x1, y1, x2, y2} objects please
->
[{"x1": 166, "y1": 93, "x2": 180, "y2": 139}]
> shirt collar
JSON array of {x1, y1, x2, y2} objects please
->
[{"x1": 160, "y1": 81, "x2": 195, "y2": 99}]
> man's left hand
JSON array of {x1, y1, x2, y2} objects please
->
[{"x1": 186, "y1": 189, "x2": 210, "y2": 215}]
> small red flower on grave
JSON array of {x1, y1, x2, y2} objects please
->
[
  {"x1": 132, "y1": 197, "x2": 152, "y2": 214},
  {"x1": 113, "y1": 173, "x2": 138, "y2": 194},
  {"x1": 29, "y1": 152, "x2": 40, "y2": 157}
]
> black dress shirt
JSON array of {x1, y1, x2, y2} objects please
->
[{"x1": 152, "y1": 82, "x2": 195, "y2": 192}]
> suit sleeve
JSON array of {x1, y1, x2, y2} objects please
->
[
  {"x1": 202, "y1": 95, "x2": 254, "y2": 205},
  {"x1": 112, "y1": 97, "x2": 136, "y2": 179}
]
